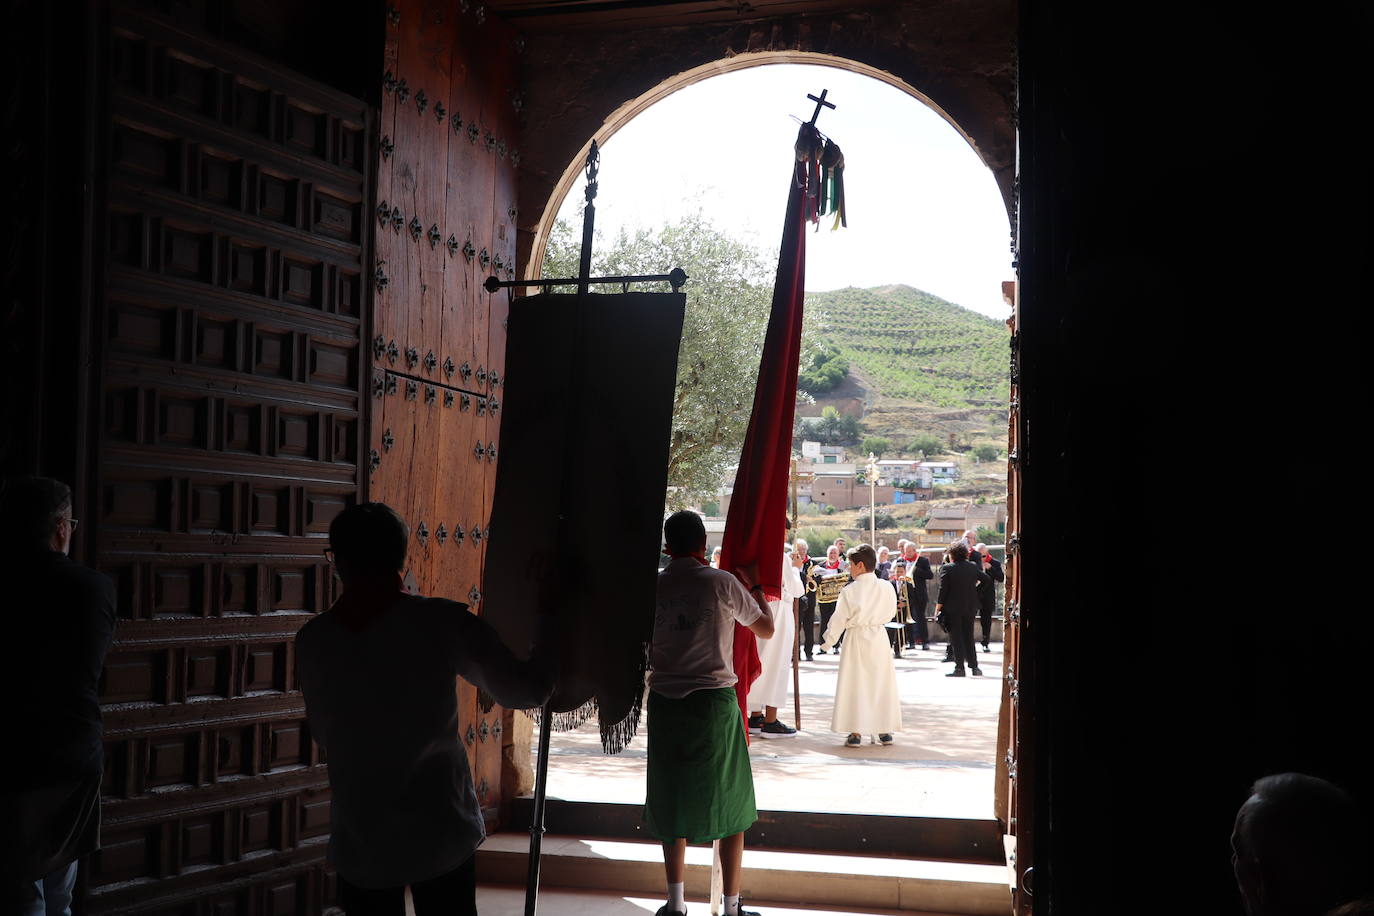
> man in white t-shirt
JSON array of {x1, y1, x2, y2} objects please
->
[
  {"x1": 296, "y1": 503, "x2": 555, "y2": 916},
  {"x1": 647, "y1": 511, "x2": 773, "y2": 916}
]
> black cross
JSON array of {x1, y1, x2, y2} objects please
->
[{"x1": 807, "y1": 89, "x2": 836, "y2": 125}]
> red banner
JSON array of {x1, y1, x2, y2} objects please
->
[{"x1": 720, "y1": 129, "x2": 812, "y2": 728}]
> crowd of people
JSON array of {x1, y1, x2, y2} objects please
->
[{"x1": 719, "y1": 529, "x2": 1005, "y2": 750}]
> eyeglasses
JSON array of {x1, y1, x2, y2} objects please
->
[{"x1": 66, "y1": 517, "x2": 79, "y2": 532}]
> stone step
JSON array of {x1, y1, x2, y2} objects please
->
[{"x1": 477, "y1": 833, "x2": 1011, "y2": 915}]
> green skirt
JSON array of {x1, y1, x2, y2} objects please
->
[{"x1": 643, "y1": 687, "x2": 758, "y2": 844}]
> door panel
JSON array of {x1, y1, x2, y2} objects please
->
[
  {"x1": 91, "y1": 6, "x2": 369, "y2": 910},
  {"x1": 368, "y1": 0, "x2": 523, "y2": 825}
]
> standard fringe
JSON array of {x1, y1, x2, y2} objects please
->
[
  {"x1": 528, "y1": 698, "x2": 598, "y2": 733},
  {"x1": 599, "y1": 685, "x2": 643, "y2": 755},
  {"x1": 599, "y1": 639, "x2": 651, "y2": 755},
  {"x1": 527, "y1": 639, "x2": 652, "y2": 756}
]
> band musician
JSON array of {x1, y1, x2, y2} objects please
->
[{"x1": 810, "y1": 545, "x2": 850, "y2": 655}]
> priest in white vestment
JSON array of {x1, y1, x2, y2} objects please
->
[
  {"x1": 747, "y1": 546, "x2": 806, "y2": 737},
  {"x1": 819, "y1": 544, "x2": 903, "y2": 746}
]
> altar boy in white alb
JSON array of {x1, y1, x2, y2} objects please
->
[
  {"x1": 819, "y1": 544, "x2": 903, "y2": 747},
  {"x1": 747, "y1": 545, "x2": 806, "y2": 737}
]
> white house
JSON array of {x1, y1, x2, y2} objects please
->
[{"x1": 921, "y1": 461, "x2": 960, "y2": 483}]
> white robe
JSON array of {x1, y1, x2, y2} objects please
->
[
  {"x1": 747, "y1": 553, "x2": 805, "y2": 710},
  {"x1": 820, "y1": 572, "x2": 903, "y2": 734}
]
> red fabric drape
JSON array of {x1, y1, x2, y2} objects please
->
[{"x1": 721, "y1": 131, "x2": 812, "y2": 730}]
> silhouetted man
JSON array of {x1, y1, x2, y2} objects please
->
[
  {"x1": 1, "y1": 477, "x2": 116, "y2": 916},
  {"x1": 296, "y1": 503, "x2": 555, "y2": 916},
  {"x1": 1231, "y1": 773, "x2": 1373, "y2": 916},
  {"x1": 935, "y1": 540, "x2": 989, "y2": 677}
]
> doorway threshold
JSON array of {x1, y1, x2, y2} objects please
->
[{"x1": 510, "y1": 798, "x2": 1002, "y2": 864}]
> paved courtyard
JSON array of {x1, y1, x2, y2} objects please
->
[{"x1": 535, "y1": 640, "x2": 1004, "y2": 820}]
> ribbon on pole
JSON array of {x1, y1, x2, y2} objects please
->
[{"x1": 719, "y1": 121, "x2": 818, "y2": 730}]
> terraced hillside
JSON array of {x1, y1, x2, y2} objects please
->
[{"x1": 805, "y1": 284, "x2": 1010, "y2": 406}]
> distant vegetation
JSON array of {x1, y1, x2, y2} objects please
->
[
  {"x1": 804, "y1": 285, "x2": 1010, "y2": 406},
  {"x1": 798, "y1": 345, "x2": 850, "y2": 395}
]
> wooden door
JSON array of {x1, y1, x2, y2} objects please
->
[
  {"x1": 369, "y1": 0, "x2": 522, "y2": 826},
  {"x1": 89, "y1": 6, "x2": 370, "y2": 911},
  {"x1": 994, "y1": 294, "x2": 1032, "y2": 913}
]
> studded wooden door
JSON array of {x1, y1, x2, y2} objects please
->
[
  {"x1": 89, "y1": 5, "x2": 370, "y2": 912},
  {"x1": 995, "y1": 298, "x2": 1032, "y2": 914},
  {"x1": 368, "y1": 0, "x2": 521, "y2": 826}
]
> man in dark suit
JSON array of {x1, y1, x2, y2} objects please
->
[
  {"x1": 973, "y1": 543, "x2": 1004, "y2": 653},
  {"x1": 1, "y1": 477, "x2": 117, "y2": 915},
  {"x1": 900, "y1": 542, "x2": 934, "y2": 650},
  {"x1": 935, "y1": 540, "x2": 990, "y2": 677}
]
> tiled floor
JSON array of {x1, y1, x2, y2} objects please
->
[{"x1": 537, "y1": 642, "x2": 1004, "y2": 819}]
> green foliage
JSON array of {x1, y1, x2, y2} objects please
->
[
  {"x1": 544, "y1": 213, "x2": 787, "y2": 506},
  {"x1": 795, "y1": 527, "x2": 843, "y2": 554},
  {"x1": 975, "y1": 525, "x2": 1002, "y2": 545},
  {"x1": 867, "y1": 511, "x2": 899, "y2": 530},
  {"x1": 861, "y1": 436, "x2": 892, "y2": 458},
  {"x1": 972, "y1": 444, "x2": 999, "y2": 462},
  {"x1": 811, "y1": 405, "x2": 863, "y2": 446},
  {"x1": 908, "y1": 434, "x2": 944, "y2": 456},
  {"x1": 804, "y1": 285, "x2": 1010, "y2": 407},
  {"x1": 700, "y1": 500, "x2": 720, "y2": 516},
  {"x1": 798, "y1": 345, "x2": 850, "y2": 395},
  {"x1": 822, "y1": 504, "x2": 836, "y2": 515},
  {"x1": 838, "y1": 413, "x2": 862, "y2": 443}
]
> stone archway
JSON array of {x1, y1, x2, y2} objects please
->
[
  {"x1": 511, "y1": 3, "x2": 1014, "y2": 278},
  {"x1": 521, "y1": 51, "x2": 1010, "y2": 280}
]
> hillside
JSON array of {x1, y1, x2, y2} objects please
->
[{"x1": 804, "y1": 284, "x2": 1010, "y2": 406}]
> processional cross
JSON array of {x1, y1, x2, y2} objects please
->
[{"x1": 807, "y1": 88, "x2": 836, "y2": 125}]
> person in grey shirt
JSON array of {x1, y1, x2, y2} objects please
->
[{"x1": 296, "y1": 502, "x2": 555, "y2": 916}]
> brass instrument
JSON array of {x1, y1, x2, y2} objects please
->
[
  {"x1": 803, "y1": 560, "x2": 820, "y2": 593},
  {"x1": 814, "y1": 570, "x2": 850, "y2": 604},
  {"x1": 892, "y1": 571, "x2": 914, "y2": 625}
]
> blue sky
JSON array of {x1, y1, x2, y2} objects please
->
[{"x1": 551, "y1": 63, "x2": 1013, "y2": 319}]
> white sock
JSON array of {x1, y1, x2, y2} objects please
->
[
  {"x1": 668, "y1": 882, "x2": 685, "y2": 912},
  {"x1": 723, "y1": 893, "x2": 740, "y2": 915}
]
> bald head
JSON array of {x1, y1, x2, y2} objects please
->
[{"x1": 1232, "y1": 774, "x2": 1370, "y2": 916}]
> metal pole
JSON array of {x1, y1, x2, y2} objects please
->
[
  {"x1": 577, "y1": 142, "x2": 599, "y2": 296},
  {"x1": 864, "y1": 452, "x2": 879, "y2": 547},
  {"x1": 792, "y1": 595, "x2": 801, "y2": 730},
  {"x1": 790, "y1": 457, "x2": 801, "y2": 729},
  {"x1": 527, "y1": 140, "x2": 599, "y2": 916},
  {"x1": 524, "y1": 700, "x2": 555, "y2": 916}
]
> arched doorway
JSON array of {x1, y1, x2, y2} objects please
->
[{"x1": 514, "y1": 58, "x2": 1025, "y2": 895}]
